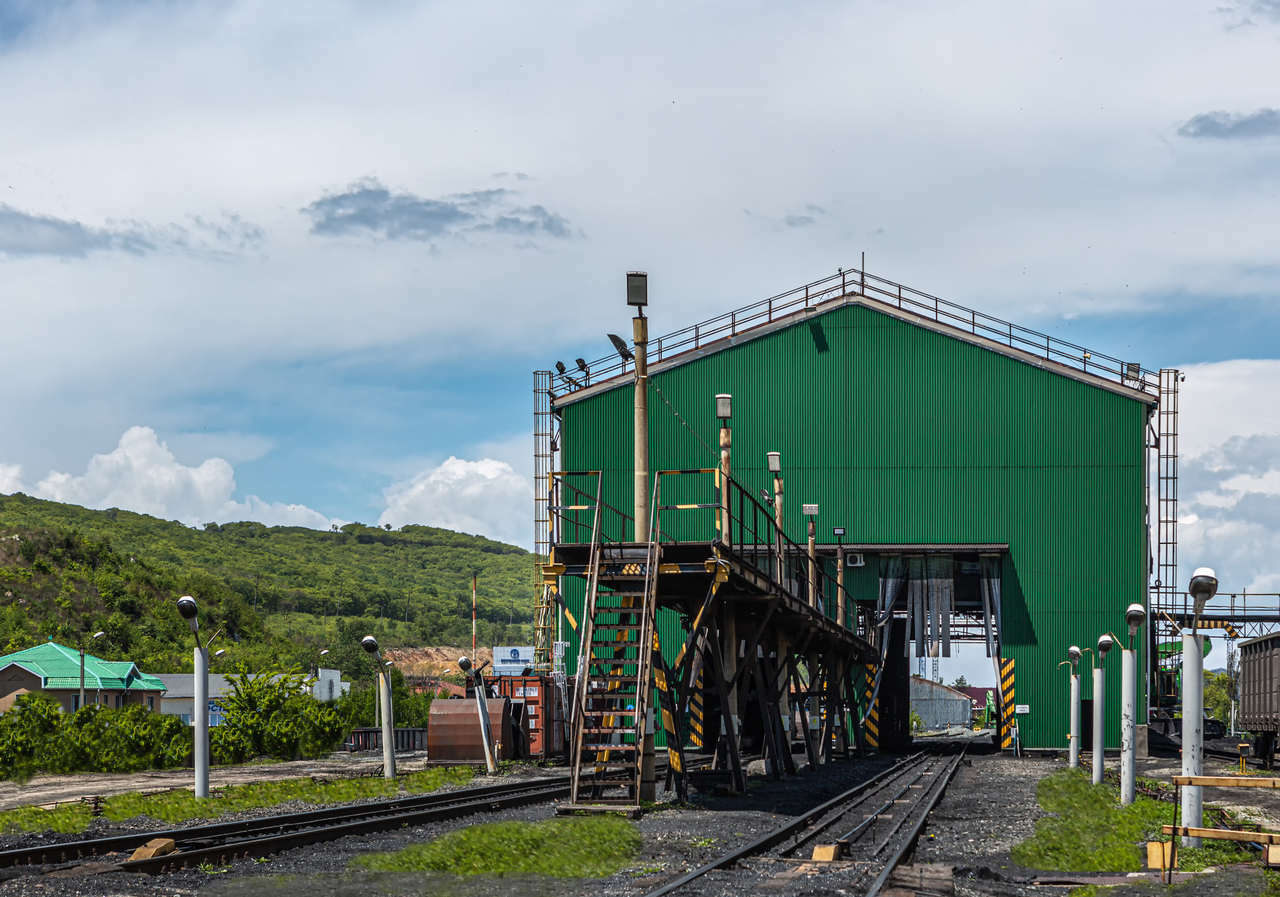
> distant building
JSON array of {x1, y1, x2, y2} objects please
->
[
  {"x1": 311, "y1": 668, "x2": 351, "y2": 702},
  {"x1": 909, "y1": 676, "x2": 972, "y2": 731},
  {"x1": 0, "y1": 642, "x2": 167, "y2": 714},
  {"x1": 959, "y1": 686, "x2": 998, "y2": 723},
  {"x1": 152, "y1": 673, "x2": 233, "y2": 725},
  {"x1": 153, "y1": 669, "x2": 349, "y2": 726}
]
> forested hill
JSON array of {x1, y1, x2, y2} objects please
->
[{"x1": 0, "y1": 493, "x2": 538, "y2": 675}]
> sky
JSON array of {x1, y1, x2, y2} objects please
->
[{"x1": 1, "y1": 1, "x2": 1278, "y2": 683}]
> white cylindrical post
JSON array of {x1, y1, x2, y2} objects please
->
[
  {"x1": 1121, "y1": 648, "x2": 1137, "y2": 805},
  {"x1": 380, "y1": 670, "x2": 396, "y2": 779},
  {"x1": 1069, "y1": 671, "x2": 1081, "y2": 769},
  {"x1": 194, "y1": 645, "x2": 209, "y2": 798},
  {"x1": 1181, "y1": 633, "x2": 1203, "y2": 846},
  {"x1": 1091, "y1": 664, "x2": 1105, "y2": 785}
]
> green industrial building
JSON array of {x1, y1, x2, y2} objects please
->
[{"x1": 541, "y1": 268, "x2": 1168, "y2": 753}]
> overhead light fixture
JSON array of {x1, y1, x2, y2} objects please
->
[
  {"x1": 1189, "y1": 567, "x2": 1218, "y2": 617},
  {"x1": 715, "y1": 393, "x2": 732, "y2": 422},
  {"x1": 608, "y1": 333, "x2": 634, "y2": 361},
  {"x1": 1097, "y1": 633, "x2": 1114, "y2": 660},
  {"x1": 575, "y1": 358, "x2": 589, "y2": 374},
  {"x1": 555, "y1": 361, "x2": 567, "y2": 375},
  {"x1": 766, "y1": 451, "x2": 781, "y2": 474},
  {"x1": 832, "y1": 526, "x2": 846, "y2": 538},
  {"x1": 1126, "y1": 604, "x2": 1146, "y2": 642},
  {"x1": 1067, "y1": 645, "x2": 1081, "y2": 668},
  {"x1": 803, "y1": 503, "x2": 819, "y2": 517},
  {"x1": 627, "y1": 271, "x2": 648, "y2": 307}
]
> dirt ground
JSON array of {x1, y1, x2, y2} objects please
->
[{"x1": 0, "y1": 751, "x2": 439, "y2": 811}]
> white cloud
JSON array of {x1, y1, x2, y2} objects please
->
[
  {"x1": 11, "y1": 426, "x2": 339, "y2": 530},
  {"x1": 1174, "y1": 360, "x2": 1280, "y2": 595},
  {"x1": 379, "y1": 457, "x2": 533, "y2": 547},
  {"x1": 0, "y1": 465, "x2": 23, "y2": 494}
]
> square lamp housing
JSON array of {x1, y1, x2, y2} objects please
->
[
  {"x1": 627, "y1": 271, "x2": 648, "y2": 307},
  {"x1": 802, "y1": 503, "x2": 819, "y2": 517},
  {"x1": 716, "y1": 394, "x2": 732, "y2": 421}
]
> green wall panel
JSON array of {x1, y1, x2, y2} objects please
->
[{"x1": 556, "y1": 302, "x2": 1149, "y2": 750}]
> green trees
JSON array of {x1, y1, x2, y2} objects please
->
[
  {"x1": 1203, "y1": 670, "x2": 1233, "y2": 725},
  {"x1": 212, "y1": 668, "x2": 344, "y2": 764},
  {"x1": 0, "y1": 694, "x2": 191, "y2": 781}
]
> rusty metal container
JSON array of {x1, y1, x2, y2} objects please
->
[
  {"x1": 427, "y1": 697, "x2": 518, "y2": 762},
  {"x1": 494, "y1": 675, "x2": 566, "y2": 760}
]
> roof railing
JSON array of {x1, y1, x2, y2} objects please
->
[{"x1": 548, "y1": 265, "x2": 1159, "y2": 399}]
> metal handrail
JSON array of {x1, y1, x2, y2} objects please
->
[
  {"x1": 651, "y1": 469, "x2": 862, "y2": 634},
  {"x1": 549, "y1": 471, "x2": 635, "y2": 545},
  {"x1": 548, "y1": 265, "x2": 1159, "y2": 399}
]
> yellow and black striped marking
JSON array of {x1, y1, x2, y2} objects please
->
[
  {"x1": 863, "y1": 662, "x2": 879, "y2": 751},
  {"x1": 689, "y1": 665, "x2": 705, "y2": 749},
  {"x1": 1000, "y1": 657, "x2": 1015, "y2": 750},
  {"x1": 1198, "y1": 619, "x2": 1241, "y2": 638}
]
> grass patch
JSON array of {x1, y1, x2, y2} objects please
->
[
  {"x1": 1012, "y1": 769, "x2": 1253, "y2": 873},
  {"x1": 351, "y1": 817, "x2": 642, "y2": 878},
  {"x1": 0, "y1": 802, "x2": 93, "y2": 834},
  {"x1": 0, "y1": 766, "x2": 473, "y2": 833}
]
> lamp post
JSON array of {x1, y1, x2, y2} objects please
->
[
  {"x1": 833, "y1": 526, "x2": 846, "y2": 627},
  {"x1": 361, "y1": 636, "x2": 396, "y2": 779},
  {"x1": 803, "y1": 504, "x2": 820, "y2": 611},
  {"x1": 176, "y1": 596, "x2": 216, "y2": 799},
  {"x1": 458, "y1": 655, "x2": 497, "y2": 774},
  {"x1": 1093, "y1": 633, "x2": 1113, "y2": 785},
  {"x1": 630, "y1": 272, "x2": 650, "y2": 539},
  {"x1": 1182, "y1": 567, "x2": 1217, "y2": 846},
  {"x1": 1121, "y1": 604, "x2": 1146, "y2": 805},
  {"x1": 1067, "y1": 645, "x2": 1082, "y2": 769},
  {"x1": 716, "y1": 394, "x2": 732, "y2": 541},
  {"x1": 767, "y1": 451, "x2": 783, "y2": 581},
  {"x1": 78, "y1": 631, "x2": 105, "y2": 712}
]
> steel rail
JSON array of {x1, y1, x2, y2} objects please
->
[
  {"x1": 862, "y1": 748, "x2": 966, "y2": 897},
  {"x1": 121, "y1": 781, "x2": 570, "y2": 874},
  {"x1": 640, "y1": 753, "x2": 926, "y2": 897},
  {"x1": 0, "y1": 776, "x2": 570, "y2": 872}
]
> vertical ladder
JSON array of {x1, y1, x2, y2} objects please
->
[
  {"x1": 1154, "y1": 370, "x2": 1180, "y2": 664},
  {"x1": 532, "y1": 371, "x2": 555, "y2": 671}
]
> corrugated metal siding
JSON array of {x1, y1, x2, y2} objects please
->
[{"x1": 559, "y1": 303, "x2": 1148, "y2": 749}]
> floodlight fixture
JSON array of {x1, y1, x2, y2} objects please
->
[
  {"x1": 759, "y1": 488, "x2": 771, "y2": 503},
  {"x1": 803, "y1": 503, "x2": 819, "y2": 517},
  {"x1": 626, "y1": 271, "x2": 648, "y2": 307},
  {"x1": 319, "y1": 649, "x2": 330, "y2": 657},
  {"x1": 177, "y1": 595, "x2": 199, "y2": 635},
  {"x1": 213, "y1": 648, "x2": 226, "y2": 658},
  {"x1": 555, "y1": 361, "x2": 567, "y2": 375},
  {"x1": 766, "y1": 451, "x2": 781, "y2": 474},
  {"x1": 1097, "y1": 633, "x2": 1114, "y2": 659},
  {"x1": 361, "y1": 635, "x2": 379, "y2": 655},
  {"x1": 384, "y1": 660, "x2": 394, "y2": 667},
  {"x1": 607, "y1": 333, "x2": 634, "y2": 361},
  {"x1": 1189, "y1": 567, "x2": 1218, "y2": 616},
  {"x1": 575, "y1": 358, "x2": 589, "y2": 374},
  {"x1": 457, "y1": 655, "x2": 473, "y2": 673},
  {"x1": 715, "y1": 394, "x2": 732, "y2": 422},
  {"x1": 832, "y1": 526, "x2": 846, "y2": 538},
  {"x1": 1126, "y1": 603, "x2": 1147, "y2": 644}
]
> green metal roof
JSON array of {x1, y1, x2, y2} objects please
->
[{"x1": 0, "y1": 642, "x2": 166, "y2": 692}]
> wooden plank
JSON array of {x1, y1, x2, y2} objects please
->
[
  {"x1": 1171, "y1": 775, "x2": 1280, "y2": 788},
  {"x1": 1161, "y1": 825, "x2": 1280, "y2": 844}
]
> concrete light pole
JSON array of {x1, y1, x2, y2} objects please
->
[
  {"x1": 361, "y1": 635, "x2": 396, "y2": 779},
  {"x1": 458, "y1": 655, "x2": 498, "y2": 774},
  {"x1": 1181, "y1": 567, "x2": 1217, "y2": 846},
  {"x1": 176, "y1": 596, "x2": 211, "y2": 799},
  {"x1": 803, "y1": 504, "x2": 820, "y2": 611},
  {"x1": 1066, "y1": 645, "x2": 1082, "y2": 769},
  {"x1": 1093, "y1": 633, "x2": 1113, "y2": 786},
  {"x1": 1121, "y1": 604, "x2": 1146, "y2": 806},
  {"x1": 767, "y1": 451, "x2": 783, "y2": 582},
  {"x1": 78, "y1": 630, "x2": 104, "y2": 712}
]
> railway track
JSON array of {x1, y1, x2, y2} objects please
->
[
  {"x1": 0, "y1": 776, "x2": 571, "y2": 876},
  {"x1": 644, "y1": 746, "x2": 966, "y2": 897}
]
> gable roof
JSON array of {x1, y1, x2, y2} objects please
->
[
  {"x1": 0, "y1": 642, "x2": 166, "y2": 692},
  {"x1": 549, "y1": 267, "x2": 1159, "y2": 408}
]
